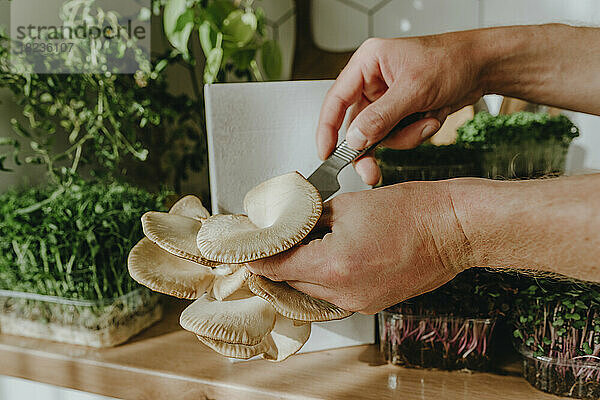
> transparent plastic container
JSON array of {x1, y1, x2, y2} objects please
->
[
  {"x1": 521, "y1": 347, "x2": 600, "y2": 399},
  {"x1": 481, "y1": 139, "x2": 569, "y2": 179},
  {"x1": 0, "y1": 287, "x2": 162, "y2": 347},
  {"x1": 379, "y1": 163, "x2": 477, "y2": 185},
  {"x1": 378, "y1": 311, "x2": 496, "y2": 371}
]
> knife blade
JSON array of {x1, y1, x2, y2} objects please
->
[{"x1": 307, "y1": 112, "x2": 425, "y2": 201}]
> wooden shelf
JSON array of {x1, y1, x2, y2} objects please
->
[{"x1": 0, "y1": 298, "x2": 564, "y2": 399}]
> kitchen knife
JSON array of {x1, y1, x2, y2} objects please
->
[{"x1": 307, "y1": 112, "x2": 426, "y2": 201}]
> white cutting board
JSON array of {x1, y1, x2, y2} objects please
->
[{"x1": 204, "y1": 80, "x2": 375, "y2": 352}]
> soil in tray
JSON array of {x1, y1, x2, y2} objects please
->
[
  {"x1": 382, "y1": 338, "x2": 492, "y2": 371},
  {"x1": 523, "y1": 357, "x2": 600, "y2": 399}
]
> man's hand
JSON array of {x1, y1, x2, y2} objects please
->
[
  {"x1": 247, "y1": 174, "x2": 600, "y2": 314},
  {"x1": 318, "y1": 25, "x2": 600, "y2": 186},
  {"x1": 247, "y1": 180, "x2": 472, "y2": 314},
  {"x1": 317, "y1": 34, "x2": 484, "y2": 185}
]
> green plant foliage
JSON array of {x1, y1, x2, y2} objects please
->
[
  {"x1": 261, "y1": 39, "x2": 282, "y2": 80},
  {"x1": 0, "y1": 33, "x2": 206, "y2": 191},
  {"x1": 392, "y1": 269, "x2": 515, "y2": 319},
  {"x1": 0, "y1": 180, "x2": 168, "y2": 300},
  {"x1": 512, "y1": 279, "x2": 600, "y2": 359},
  {"x1": 160, "y1": 0, "x2": 282, "y2": 83},
  {"x1": 163, "y1": 0, "x2": 195, "y2": 57},
  {"x1": 457, "y1": 111, "x2": 579, "y2": 149}
]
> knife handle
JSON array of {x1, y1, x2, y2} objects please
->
[{"x1": 331, "y1": 112, "x2": 426, "y2": 166}]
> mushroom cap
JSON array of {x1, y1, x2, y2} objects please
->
[
  {"x1": 196, "y1": 314, "x2": 310, "y2": 361},
  {"x1": 128, "y1": 238, "x2": 213, "y2": 299},
  {"x1": 169, "y1": 195, "x2": 210, "y2": 220},
  {"x1": 210, "y1": 265, "x2": 251, "y2": 301},
  {"x1": 196, "y1": 172, "x2": 322, "y2": 263},
  {"x1": 141, "y1": 211, "x2": 219, "y2": 267},
  {"x1": 248, "y1": 275, "x2": 353, "y2": 322},
  {"x1": 196, "y1": 335, "x2": 270, "y2": 360},
  {"x1": 262, "y1": 315, "x2": 311, "y2": 362},
  {"x1": 179, "y1": 289, "x2": 276, "y2": 345}
]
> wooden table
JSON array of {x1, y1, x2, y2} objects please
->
[{"x1": 0, "y1": 298, "x2": 562, "y2": 399}]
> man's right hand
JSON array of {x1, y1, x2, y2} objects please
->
[{"x1": 316, "y1": 33, "x2": 485, "y2": 185}]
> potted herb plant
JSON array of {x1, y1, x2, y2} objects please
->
[{"x1": 512, "y1": 280, "x2": 600, "y2": 399}]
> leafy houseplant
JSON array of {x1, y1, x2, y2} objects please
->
[
  {"x1": 512, "y1": 281, "x2": 600, "y2": 399},
  {"x1": 160, "y1": 0, "x2": 282, "y2": 83}
]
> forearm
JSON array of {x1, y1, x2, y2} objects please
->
[
  {"x1": 449, "y1": 174, "x2": 600, "y2": 282},
  {"x1": 474, "y1": 24, "x2": 600, "y2": 115}
]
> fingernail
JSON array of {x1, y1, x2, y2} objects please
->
[
  {"x1": 355, "y1": 165, "x2": 368, "y2": 183},
  {"x1": 346, "y1": 126, "x2": 368, "y2": 150},
  {"x1": 420, "y1": 124, "x2": 438, "y2": 139}
]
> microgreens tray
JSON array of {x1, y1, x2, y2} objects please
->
[
  {"x1": 520, "y1": 347, "x2": 600, "y2": 399},
  {"x1": 378, "y1": 311, "x2": 497, "y2": 371},
  {"x1": 0, "y1": 287, "x2": 162, "y2": 347}
]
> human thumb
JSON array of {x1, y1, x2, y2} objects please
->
[{"x1": 345, "y1": 86, "x2": 417, "y2": 150}]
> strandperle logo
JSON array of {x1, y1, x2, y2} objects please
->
[
  {"x1": 8, "y1": 0, "x2": 151, "y2": 74},
  {"x1": 15, "y1": 20, "x2": 147, "y2": 41}
]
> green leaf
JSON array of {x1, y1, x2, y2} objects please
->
[
  {"x1": 576, "y1": 300, "x2": 588, "y2": 309},
  {"x1": 198, "y1": 21, "x2": 214, "y2": 56},
  {"x1": 573, "y1": 320, "x2": 586, "y2": 329},
  {"x1": 261, "y1": 40, "x2": 282, "y2": 80},
  {"x1": 163, "y1": 0, "x2": 195, "y2": 57},
  {"x1": 155, "y1": 59, "x2": 169, "y2": 74},
  {"x1": 513, "y1": 329, "x2": 523, "y2": 340},
  {"x1": 222, "y1": 10, "x2": 257, "y2": 48},
  {"x1": 204, "y1": 0, "x2": 236, "y2": 27},
  {"x1": 204, "y1": 47, "x2": 223, "y2": 84},
  {"x1": 230, "y1": 49, "x2": 255, "y2": 70},
  {"x1": 40, "y1": 93, "x2": 53, "y2": 103},
  {"x1": 563, "y1": 299, "x2": 574, "y2": 309},
  {"x1": 583, "y1": 342, "x2": 593, "y2": 355}
]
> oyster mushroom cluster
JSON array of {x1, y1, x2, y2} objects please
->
[{"x1": 128, "y1": 172, "x2": 352, "y2": 361}]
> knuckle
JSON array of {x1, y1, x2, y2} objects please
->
[
  {"x1": 253, "y1": 260, "x2": 281, "y2": 281},
  {"x1": 326, "y1": 254, "x2": 353, "y2": 284},
  {"x1": 361, "y1": 108, "x2": 390, "y2": 138},
  {"x1": 362, "y1": 37, "x2": 384, "y2": 51},
  {"x1": 337, "y1": 296, "x2": 367, "y2": 313}
]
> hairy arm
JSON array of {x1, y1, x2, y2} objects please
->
[
  {"x1": 316, "y1": 24, "x2": 600, "y2": 185},
  {"x1": 478, "y1": 24, "x2": 600, "y2": 115},
  {"x1": 451, "y1": 174, "x2": 600, "y2": 282}
]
